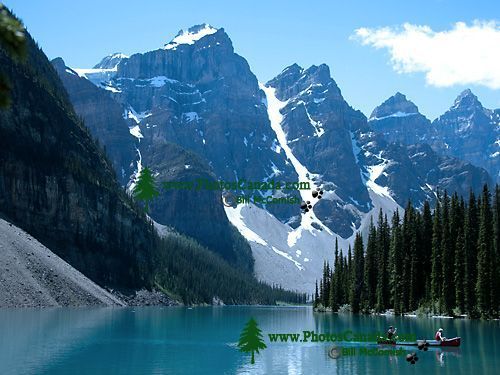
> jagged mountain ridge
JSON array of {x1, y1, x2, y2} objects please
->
[
  {"x1": 369, "y1": 90, "x2": 499, "y2": 181},
  {"x1": 54, "y1": 23, "x2": 492, "y2": 292},
  {"x1": 432, "y1": 89, "x2": 499, "y2": 182},
  {"x1": 369, "y1": 92, "x2": 436, "y2": 145}
]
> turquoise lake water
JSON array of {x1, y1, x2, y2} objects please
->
[{"x1": 0, "y1": 306, "x2": 498, "y2": 374}]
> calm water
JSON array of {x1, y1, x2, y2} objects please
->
[{"x1": 0, "y1": 306, "x2": 498, "y2": 374}]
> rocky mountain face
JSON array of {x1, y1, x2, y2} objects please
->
[
  {"x1": 432, "y1": 90, "x2": 499, "y2": 182},
  {"x1": 51, "y1": 57, "x2": 135, "y2": 186},
  {"x1": 112, "y1": 24, "x2": 298, "y2": 223},
  {"x1": 52, "y1": 26, "x2": 257, "y2": 270},
  {"x1": 265, "y1": 63, "x2": 371, "y2": 236},
  {"x1": 54, "y1": 24, "x2": 493, "y2": 292},
  {"x1": 369, "y1": 92, "x2": 435, "y2": 145},
  {"x1": 369, "y1": 90, "x2": 499, "y2": 182},
  {"x1": 263, "y1": 64, "x2": 490, "y2": 237}
]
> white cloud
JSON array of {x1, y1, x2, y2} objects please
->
[{"x1": 352, "y1": 21, "x2": 500, "y2": 89}]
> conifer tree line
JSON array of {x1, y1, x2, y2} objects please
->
[{"x1": 313, "y1": 184, "x2": 500, "y2": 319}]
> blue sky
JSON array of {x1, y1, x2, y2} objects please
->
[{"x1": 6, "y1": 0, "x2": 499, "y2": 119}]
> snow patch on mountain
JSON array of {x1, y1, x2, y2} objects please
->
[
  {"x1": 365, "y1": 161, "x2": 393, "y2": 199},
  {"x1": 225, "y1": 189, "x2": 401, "y2": 293},
  {"x1": 93, "y1": 53, "x2": 129, "y2": 70},
  {"x1": 370, "y1": 111, "x2": 418, "y2": 121},
  {"x1": 225, "y1": 203, "x2": 342, "y2": 293},
  {"x1": 128, "y1": 148, "x2": 143, "y2": 192},
  {"x1": 224, "y1": 204, "x2": 268, "y2": 246},
  {"x1": 149, "y1": 76, "x2": 179, "y2": 87},
  {"x1": 123, "y1": 107, "x2": 152, "y2": 124},
  {"x1": 259, "y1": 83, "x2": 332, "y2": 244},
  {"x1": 129, "y1": 125, "x2": 143, "y2": 139},
  {"x1": 164, "y1": 24, "x2": 217, "y2": 50},
  {"x1": 303, "y1": 102, "x2": 325, "y2": 137},
  {"x1": 183, "y1": 112, "x2": 200, "y2": 122},
  {"x1": 73, "y1": 68, "x2": 117, "y2": 87}
]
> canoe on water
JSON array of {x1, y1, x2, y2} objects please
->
[{"x1": 377, "y1": 337, "x2": 461, "y2": 347}]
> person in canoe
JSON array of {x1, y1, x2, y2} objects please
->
[
  {"x1": 435, "y1": 328, "x2": 446, "y2": 342},
  {"x1": 387, "y1": 326, "x2": 397, "y2": 340}
]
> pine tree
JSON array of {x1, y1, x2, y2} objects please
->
[
  {"x1": 319, "y1": 279, "x2": 323, "y2": 307},
  {"x1": 329, "y1": 269, "x2": 336, "y2": 311},
  {"x1": 389, "y1": 209, "x2": 403, "y2": 314},
  {"x1": 454, "y1": 227, "x2": 466, "y2": 314},
  {"x1": 364, "y1": 217, "x2": 378, "y2": 311},
  {"x1": 347, "y1": 245, "x2": 352, "y2": 293},
  {"x1": 330, "y1": 239, "x2": 340, "y2": 311},
  {"x1": 441, "y1": 192, "x2": 455, "y2": 315},
  {"x1": 342, "y1": 253, "x2": 349, "y2": 305},
  {"x1": 133, "y1": 167, "x2": 159, "y2": 212},
  {"x1": 493, "y1": 186, "x2": 500, "y2": 316},
  {"x1": 402, "y1": 202, "x2": 418, "y2": 311},
  {"x1": 314, "y1": 280, "x2": 319, "y2": 307},
  {"x1": 376, "y1": 210, "x2": 390, "y2": 312},
  {"x1": 350, "y1": 237, "x2": 364, "y2": 314},
  {"x1": 321, "y1": 261, "x2": 330, "y2": 307},
  {"x1": 422, "y1": 201, "x2": 433, "y2": 302},
  {"x1": 476, "y1": 185, "x2": 494, "y2": 318},
  {"x1": 431, "y1": 199, "x2": 442, "y2": 312},
  {"x1": 464, "y1": 190, "x2": 479, "y2": 316}
]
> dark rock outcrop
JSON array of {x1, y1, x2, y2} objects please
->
[
  {"x1": 142, "y1": 141, "x2": 253, "y2": 272},
  {"x1": 52, "y1": 57, "x2": 135, "y2": 185},
  {"x1": 0, "y1": 34, "x2": 156, "y2": 289}
]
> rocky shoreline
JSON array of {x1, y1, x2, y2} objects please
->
[{"x1": 0, "y1": 218, "x2": 178, "y2": 308}]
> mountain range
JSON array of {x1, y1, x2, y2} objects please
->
[
  {"x1": 0, "y1": 22, "x2": 301, "y2": 305},
  {"x1": 51, "y1": 23, "x2": 496, "y2": 293}
]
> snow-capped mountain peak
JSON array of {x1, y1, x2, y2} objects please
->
[
  {"x1": 93, "y1": 53, "x2": 129, "y2": 69},
  {"x1": 164, "y1": 23, "x2": 218, "y2": 50},
  {"x1": 369, "y1": 92, "x2": 419, "y2": 121},
  {"x1": 451, "y1": 89, "x2": 483, "y2": 111}
]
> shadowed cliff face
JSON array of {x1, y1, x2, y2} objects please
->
[
  {"x1": 51, "y1": 57, "x2": 135, "y2": 186},
  {"x1": 0, "y1": 34, "x2": 156, "y2": 289},
  {"x1": 141, "y1": 141, "x2": 253, "y2": 272}
]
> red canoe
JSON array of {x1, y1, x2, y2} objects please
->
[
  {"x1": 439, "y1": 337, "x2": 461, "y2": 347},
  {"x1": 377, "y1": 337, "x2": 461, "y2": 347}
]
